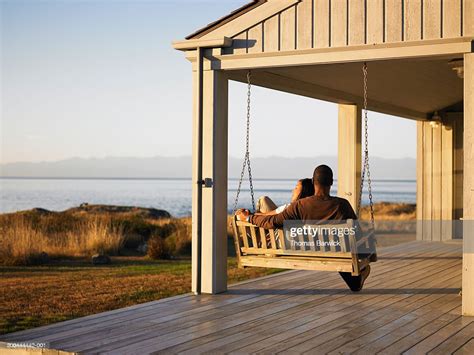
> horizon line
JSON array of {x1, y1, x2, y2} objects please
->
[
  {"x1": 0, "y1": 155, "x2": 417, "y2": 165},
  {"x1": 0, "y1": 176, "x2": 417, "y2": 182}
]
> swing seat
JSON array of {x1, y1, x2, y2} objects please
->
[{"x1": 232, "y1": 217, "x2": 377, "y2": 277}]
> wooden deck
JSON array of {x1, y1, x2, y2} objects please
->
[{"x1": 1, "y1": 240, "x2": 473, "y2": 354}]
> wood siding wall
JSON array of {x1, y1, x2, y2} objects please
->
[
  {"x1": 227, "y1": 0, "x2": 474, "y2": 55},
  {"x1": 417, "y1": 114, "x2": 463, "y2": 241}
]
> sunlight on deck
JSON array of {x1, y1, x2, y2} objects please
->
[{"x1": 1, "y1": 241, "x2": 472, "y2": 354}]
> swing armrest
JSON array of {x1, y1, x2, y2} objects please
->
[{"x1": 235, "y1": 220, "x2": 258, "y2": 227}]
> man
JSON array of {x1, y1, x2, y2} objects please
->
[{"x1": 236, "y1": 164, "x2": 371, "y2": 292}]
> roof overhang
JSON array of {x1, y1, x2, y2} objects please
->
[
  {"x1": 185, "y1": 0, "x2": 265, "y2": 40},
  {"x1": 173, "y1": 37, "x2": 233, "y2": 51}
]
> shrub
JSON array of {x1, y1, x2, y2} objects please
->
[{"x1": 147, "y1": 235, "x2": 170, "y2": 259}]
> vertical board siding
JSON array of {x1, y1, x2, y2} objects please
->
[
  {"x1": 418, "y1": 119, "x2": 458, "y2": 241},
  {"x1": 432, "y1": 123, "x2": 442, "y2": 241},
  {"x1": 416, "y1": 121, "x2": 424, "y2": 241},
  {"x1": 367, "y1": 0, "x2": 385, "y2": 43},
  {"x1": 423, "y1": 122, "x2": 433, "y2": 240},
  {"x1": 232, "y1": 32, "x2": 248, "y2": 55},
  {"x1": 247, "y1": 23, "x2": 263, "y2": 53},
  {"x1": 441, "y1": 120, "x2": 454, "y2": 240},
  {"x1": 314, "y1": 0, "x2": 330, "y2": 47},
  {"x1": 297, "y1": 0, "x2": 314, "y2": 49},
  {"x1": 464, "y1": 0, "x2": 474, "y2": 36},
  {"x1": 264, "y1": 14, "x2": 280, "y2": 52},
  {"x1": 331, "y1": 0, "x2": 348, "y2": 46},
  {"x1": 443, "y1": 0, "x2": 462, "y2": 38},
  {"x1": 280, "y1": 5, "x2": 297, "y2": 51},
  {"x1": 227, "y1": 0, "x2": 464, "y2": 54},
  {"x1": 404, "y1": 0, "x2": 422, "y2": 40},
  {"x1": 423, "y1": 0, "x2": 442, "y2": 39},
  {"x1": 349, "y1": 0, "x2": 365, "y2": 45},
  {"x1": 386, "y1": 0, "x2": 403, "y2": 42}
]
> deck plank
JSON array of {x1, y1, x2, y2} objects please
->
[
  {"x1": 31, "y1": 241, "x2": 441, "y2": 348},
  {"x1": 76, "y1": 243, "x2": 454, "y2": 352},
  {"x1": 96, "y1": 245, "x2": 460, "y2": 353},
  {"x1": 0, "y1": 241, "x2": 468, "y2": 355}
]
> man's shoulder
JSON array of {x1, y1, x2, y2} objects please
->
[{"x1": 332, "y1": 196, "x2": 351, "y2": 205}]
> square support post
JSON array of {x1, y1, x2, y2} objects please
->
[
  {"x1": 192, "y1": 58, "x2": 228, "y2": 294},
  {"x1": 337, "y1": 104, "x2": 362, "y2": 210},
  {"x1": 463, "y1": 53, "x2": 474, "y2": 316}
]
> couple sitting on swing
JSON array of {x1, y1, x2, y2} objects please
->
[{"x1": 236, "y1": 164, "x2": 371, "y2": 291}]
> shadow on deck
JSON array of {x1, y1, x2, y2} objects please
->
[{"x1": 1, "y1": 241, "x2": 473, "y2": 354}]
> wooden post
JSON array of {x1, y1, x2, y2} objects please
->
[
  {"x1": 463, "y1": 53, "x2": 474, "y2": 316},
  {"x1": 192, "y1": 59, "x2": 228, "y2": 295},
  {"x1": 337, "y1": 104, "x2": 362, "y2": 210}
]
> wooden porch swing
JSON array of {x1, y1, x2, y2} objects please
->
[{"x1": 231, "y1": 63, "x2": 377, "y2": 289}]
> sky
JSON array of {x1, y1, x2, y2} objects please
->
[{"x1": 0, "y1": 0, "x2": 417, "y2": 164}]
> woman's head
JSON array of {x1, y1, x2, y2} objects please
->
[{"x1": 291, "y1": 178, "x2": 315, "y2": 202}]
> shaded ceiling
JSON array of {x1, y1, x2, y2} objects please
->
[{"x1": 228, "y1": 55, "x2": 464, "y2": 120}]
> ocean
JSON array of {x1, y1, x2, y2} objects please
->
[{"x1": 0, "y1": 178, "x2": 416, "y2": 217}]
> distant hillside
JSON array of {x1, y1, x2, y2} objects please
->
[{"x1": 0, "y1": 156, "x2": 416, "y2": 180}]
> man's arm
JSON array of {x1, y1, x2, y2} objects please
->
[{"x1": 250, "y1": 201, "x2": 300, "y2": 229}]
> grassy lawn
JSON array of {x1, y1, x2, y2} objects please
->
[{"x1": 0, "y1": 256, "x2": 281, "y2": 335}]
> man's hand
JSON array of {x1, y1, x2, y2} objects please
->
[{"x1": 236, "y1": 208, "x2": 251, "y2": 221}]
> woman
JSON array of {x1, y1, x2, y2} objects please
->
[{"x1": 255, "y1": 178, "x2": 314, "y2": 215}]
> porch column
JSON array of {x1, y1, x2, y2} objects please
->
[
  {"x1": 463, "y1": 53, "x2": 474, "y2": 316},
  {"x1": 192, "y1": 58, "x2": 228, "y2": 294},
  {"x1": 337, "y1": 104, "x2": 361, "y2": 210}
]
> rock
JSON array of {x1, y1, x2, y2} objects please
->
[
  {"x1": 137, "y1": 242, "x2": 148, "y2": 254},
  {"x1": 29, "y1": 208, "x2": 54, "y2": 215},
  {"x1": 66, "y1": 204, "x2": 171, "y2": 220},
  {"x1": 92, "y1": 254, "x2": 111, "y2": 265}
]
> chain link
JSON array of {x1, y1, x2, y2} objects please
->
[
  {"x1": 232, "y1": 70, "x2": 256, "y2": 214},
  {"x1": 357, "y1": 62, "x2": 375, "y2": 230}
]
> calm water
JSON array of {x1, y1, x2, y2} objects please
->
[{"x1": 0, "y1": 178, "x2": 416, "y2": 217}]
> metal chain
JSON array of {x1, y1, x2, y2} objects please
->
[
  {"x1": 232, "y1": 70, "x2": 256, "y2": 214},
  {"x1": 357, "y1": 62, "x2": 375, "y2": 230}
]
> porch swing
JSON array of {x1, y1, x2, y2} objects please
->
[{"x1": 231, "y1": 63, "x2": 377, "y2": 289}]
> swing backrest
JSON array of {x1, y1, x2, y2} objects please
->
[{"x1": 232, "y1": 217, "x2": 376, "y2": 274}]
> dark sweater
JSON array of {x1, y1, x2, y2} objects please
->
[{"x1": 250, "y1": 195, "x2": 357, "y2": 229}]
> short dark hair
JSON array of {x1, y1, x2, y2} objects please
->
[{"x1": 313, "y1": 165, "x2": 334, "y2": 187}]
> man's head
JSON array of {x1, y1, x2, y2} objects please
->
[{"x1": 312, "y1": 165, "x2": 334, "y2": 189}]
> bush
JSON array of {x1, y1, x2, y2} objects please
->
[
  {"x1": 166, "y1": 221, "x2": 192, "y2": 256},
  {"x1": 147, "y1": 235, "x2": 170, "y2": 259}
]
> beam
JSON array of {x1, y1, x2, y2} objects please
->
[
  {"x1": 227, "y1": 70, "x2": 428, "y2": 120},
  {"x1": 463, "y1": 52, "x2": 474, "y2": 316},
  {"x1": 173, "y1": 37, "x2": 233, "y2": 51},
  {"x1": 337, "y1": 104, "x2": 362, "y2": 210},
  {"x1": 212, "y1": 37, "x2": 473, "y2": 71}
]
